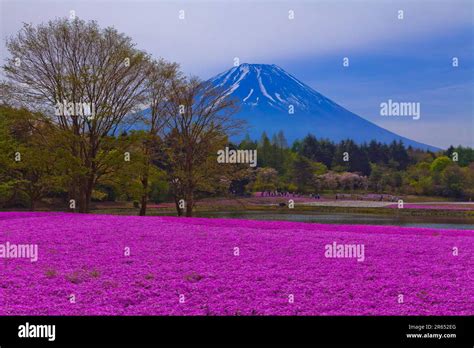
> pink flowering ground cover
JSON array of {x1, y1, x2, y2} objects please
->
[{"x1": 0, "y1": 212, "x2": 472, "y2": 316}]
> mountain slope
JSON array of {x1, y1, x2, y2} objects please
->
[{"x1": 209, "y1": 63, "x2": 439, "y2": 151}]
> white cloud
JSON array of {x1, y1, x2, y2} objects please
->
[{"x1": 1, "y1": 0, "x2": 472, "y2": 76}]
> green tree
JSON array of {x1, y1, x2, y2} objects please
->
[
  {"x1": 441, "y1": 165, "x2": 464, "y2": 197},
  {"x1": 430, "y1": 156, "x2": 452, "y2": 173},
  {"x1": 252, "y1": 167, "x2": 279, "y2": 192},
  {"x1": 291, "y1": 155, "x2": 316, "y2": 192},
  {"x1": 4, "y1": 18, "x2": 150, "y2": 212}
]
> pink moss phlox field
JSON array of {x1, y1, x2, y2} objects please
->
[{"x1": 0, "y1": 212, "x2": 472, "y2": 316}]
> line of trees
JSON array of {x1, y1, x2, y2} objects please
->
[
  {"x1": 1, "y1": 18, "x2": 243, "y2": 216},
  {"x1": 237, "y1": 132, "x2": 474, "y2": 198}
]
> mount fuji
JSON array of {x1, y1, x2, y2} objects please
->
[{"x1": 209, "y1": 63, "x2": 439, "y2": 151}]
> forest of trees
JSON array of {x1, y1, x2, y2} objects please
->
[
  {"x1": 235, "y1": 132, "x2": 474, "y2": 199},
  {"x1": 0, "y1": 18, "x2": 473, "y2": 216}
]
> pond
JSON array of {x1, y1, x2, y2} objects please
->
[{"x1": 194, "y1": 211, "x2": 474, "y2": 230}]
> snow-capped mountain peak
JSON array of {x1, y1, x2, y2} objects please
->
[
  {"x1": 206, "y1": 63, "x2": 439, "y2": 151},
  {"x1": 209, "y1": 63, "x2": 335, "y2": 113}
]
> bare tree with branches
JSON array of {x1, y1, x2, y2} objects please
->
[
  {"x1": 137, "y1": 59, "x2": 181, "y2": 215},
  {"x1": 3, "y1": 18, "x2": 150, "y2": 212},
  {"x1": 165, "y1": 77, "x2": 243, "y2": 216}
]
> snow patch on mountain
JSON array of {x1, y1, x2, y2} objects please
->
[
  {"x1": 243, "y1": 88, "x2": 254, "y2": 102},
  {"x1": 256, "y1": 68, "x2": 275, "y2": 103}
]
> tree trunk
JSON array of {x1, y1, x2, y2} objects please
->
[
  {"x1": 85, "y1": 188, "x2": 91, "y2": 213},
  {"x1": 78, "y1": 176, "x2": 93, "y2": 213},
  {"x1": 68, "y1": 182, "x2": 76, "y2": 212},
  {"x1": 78, "y1": 183, "x2": 87, "y2": 213},
  {"x1": 139, "y1": 172, "x2": 149, "y2": 216},
  {"x1": 139, "y1": 194, "x2": 148, "y2": 216},
  {"x1": 84, "y1": 176, "x2": 94, "y2": 213},
  {"x1": 174, "y1": 196, "x2": 183, "y2": 216},
  {"x1": 30, "y1": 199, "x2": 36, "y2": 212},
  {"x1": 185, "y1": 191, "x2": 193, "y2": 217}
]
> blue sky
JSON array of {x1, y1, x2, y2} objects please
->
[
  {"x1": 287, "y1": 27, "x2": 473, "y2": 149},
  {"x1": 1, "y1": 0, "x2": 473, "y2": 147}
]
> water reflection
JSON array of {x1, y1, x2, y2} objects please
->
[{"x1": 194, "y1": 211, "x2": 474, "y2": 230}]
